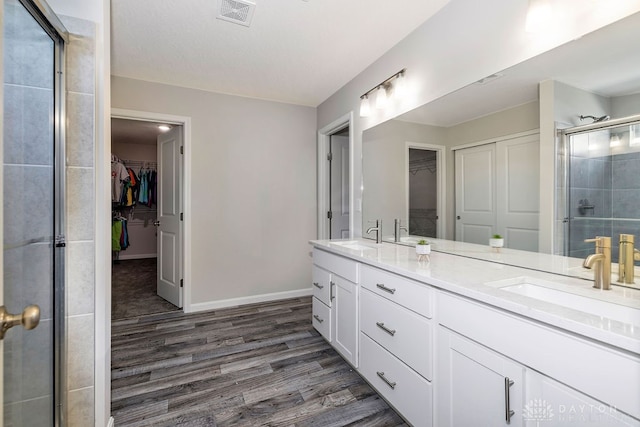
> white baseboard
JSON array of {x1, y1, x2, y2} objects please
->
[
  {"x1": 189, "y1": 288, "x2": 312, "y2": 313},
  {"x1": 106, "y1": 416, "x2": 114, "y2": 427},
  {"x1": 117, "y1": 253, "x2": 157, "y2": 260}
]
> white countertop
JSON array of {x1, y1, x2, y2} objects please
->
[{"x1": 310, "y1": 238, "x2": 640, "y2": 354}]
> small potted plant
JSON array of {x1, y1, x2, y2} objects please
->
[
  {"x1": 416, "y1": 239, "x2": 431, "y2": 261},
  {"x1": 489, "y1": 234, "x2": 504, "y2": 250}
]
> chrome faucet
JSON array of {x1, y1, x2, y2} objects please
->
[
  {"x1": 366, "y1": 219, "x2": 382, "y2": 244},
  {"x1": 583, "y1": 236, "x2": 612, "y2": 290},
  {"x1": 618, "y1": 234, "x2": 640, "y2": 284},
  {"x1": 394, "y1": 219, "x2": 408, "y2": 243}
]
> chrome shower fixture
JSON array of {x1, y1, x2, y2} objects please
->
[{"x1": 580, "y1": 114, "x2": 610, "y2": 123}]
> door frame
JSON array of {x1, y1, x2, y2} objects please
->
[
  {"x1": 110, "y1": 108, "x2": 192, "y2": 311},
  {"x1": 317, "y1": 112, "x2": 354, "y2": 239},
  {"x1": 405, "y1": 142, "x2": 446, "y2": 239}
]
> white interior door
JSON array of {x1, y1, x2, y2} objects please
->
[
  {"x1": 496, "y1": 134, "x2": 540, "y2": 251},
  {"x1": 455, "y1": 144, "x2": 496, "y2": 244},
  {"x1": 330, "y1": 135, "x2": 349, "y2": 239},
  {"x1": 157, "y1": 127, "x2": 183, "y2": 307}
]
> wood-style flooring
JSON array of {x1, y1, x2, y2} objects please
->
[{"x1": 111, "y1": 296, "x2": 408, "y2": 426}]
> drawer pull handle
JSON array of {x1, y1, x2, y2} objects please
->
[
  {"x1": 313, "y1": 314, "x2": 324, "y2": 323},
  {"x1": 376, "y1": 371, "x2": 396, "y2": 389},
  {"x1": 376, "y1": 322, "x2": 396, "y2": 336},
  {"x1": 376, "y1": 283, "x2": 396, "y2": 294},
  {"x1": 505, "y1": 377, "x2": 515, "y2": 424},
  {"x1": 312, "y1": 282, "x2": 324, "y2": 289}
]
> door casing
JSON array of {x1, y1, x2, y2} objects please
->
[{"x1": 317, "y1": 112, "x2": 354, "y2": 240}]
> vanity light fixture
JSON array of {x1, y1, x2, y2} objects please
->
[
  {"x1": 375, "y1": 83, "x2": 390, "y2": 109},
  {"x1": 158, "y1": 124, "x2": 171, "y2": 132},
  {"x1": 359, "y1": 94, "x2": 371, "y2": 117},
  {"x1": 359, "y1": 68, "x2": 406, "y2": 117}
]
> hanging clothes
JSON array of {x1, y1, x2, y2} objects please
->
[
  {"x1": 112, "y1": 216, "x2": 130, "y2": 252},
  {"x1": 111, "y1": 158, "x2": 129, "y2": 203}
]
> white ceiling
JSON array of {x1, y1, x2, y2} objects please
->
[
  {"x1": 111, "y1": 0, "x2": 451, "y2": 107},
  {"x1": 398, "y1": 11, "x2": 640, "y2": 127},
  {"x1": 111, "y1": 118, "x2": 171, "y2": 145}
]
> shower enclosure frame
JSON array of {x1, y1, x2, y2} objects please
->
[
  {"x1": 560, "y1": 112, "x2": 640, "y2": 261},
  {"x1": 8, "y1": 0, "x2": 69, "y2": 424}
]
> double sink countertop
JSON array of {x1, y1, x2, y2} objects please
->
[{"x1": 310, "y1": 238, "x2": 640, "y2": 354}]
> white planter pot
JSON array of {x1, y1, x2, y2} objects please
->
[
  {"x1": 489, "y1": 238, "x2": 504, "y2": 248},
  {"x1": 416, "y1": 244, "x2": 431, "y2": 255}
]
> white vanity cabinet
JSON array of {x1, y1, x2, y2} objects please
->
[
  {"x1": 437, "y1": 291, "x2": 640, "y2": 426},
  {"x1": 437, "y1": 327, "x2": 524, "y2": 427},
  {"x1": 358, "y1": 264, "x2": 434, "y2": 427},
  {"x1": 311, "y1": 248, "x2": 359, "y2": 366}
]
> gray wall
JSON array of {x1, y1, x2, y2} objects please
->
[
  {"x1": 111, "y1": 76, "x2": 317, "y2": 308},
  {"x1": 362, "y1": 119, "x2": 447, "y2": 238}
]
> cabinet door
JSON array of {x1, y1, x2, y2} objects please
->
[
  {"x1": 332, "y1": 274, "x2": 358, "y2": 366},
  {"x1": 525, "y1": 371, "x2": 640, "y2": 426},
  {"x1": 437, "y1": 327, "x2": 523, "y2": 427}
]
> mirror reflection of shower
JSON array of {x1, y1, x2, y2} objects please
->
[{"x1": 564, "y1": 117, "x2": 640, "y2": 265}]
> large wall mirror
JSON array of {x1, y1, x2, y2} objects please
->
[{"x1": 362, "y1": 11, "x2": 640, "y2": 281}]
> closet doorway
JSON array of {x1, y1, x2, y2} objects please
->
[
  {"x1": 317, "y1": 112, "x2": 354, "y2": 239},
  {"x1": 110, "y1": 112, "x2": 188, "y2": 319}
]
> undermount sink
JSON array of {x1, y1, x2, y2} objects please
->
[
  {"x1": 492, "y1": 277, "x2": 640, "y2": 327},
  {"x1": 328, "y1": 240, "x2": 378, "y2": 251}
]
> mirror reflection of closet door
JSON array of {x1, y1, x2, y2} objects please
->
[
  {"x1": 455, "y1": 144, "x2": 497, "y2": 244},
  {"x1": 455, "y1": 133, "x2": 540, "y2": 250}
]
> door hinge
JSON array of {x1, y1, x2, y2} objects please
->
[
  {"x1": 327, "y1": 152, "x2": 333, "y2": 162},
  {"x1": 327, "y1": 211, "x2": 332, "y2": 220},
  {"x1": 180, "y1": 212, "x2": 184, "y2": 221},
  {"x1": 180, "y1": 146, "x2": 184, "y2": 155},
  {"x1": 180, "y1": 279, "x2": 184, "y2": 288}
]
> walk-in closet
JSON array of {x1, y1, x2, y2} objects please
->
[{"x1": 110, "y1": 118, "x2": 179, "y2": 319}]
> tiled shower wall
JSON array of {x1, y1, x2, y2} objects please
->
[
  {"x1": 568, "y1": 146, "x2": 640, "y2": 262},
  {"x1": 62, "y1": 16, "x2": 96, "y2": 426}
]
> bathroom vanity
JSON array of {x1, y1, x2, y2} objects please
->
[{"x1": 309, "y1": 239, "x2": 640, "y2": 427}]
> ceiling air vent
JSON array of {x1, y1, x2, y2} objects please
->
[{"x1": 217, "y1": 0, "x2": 256, "y2": 27}]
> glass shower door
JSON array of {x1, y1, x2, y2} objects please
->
[
  {"x1": 565, "y1": 121, "x2": 640, "y2": 264},
  {"x1": 2, "y1": 0, "x2": 65, "y2": 425}
]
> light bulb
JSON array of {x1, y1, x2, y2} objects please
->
[
  {"x1": 158, "y1": 124, "x2": 171, "y2": 132},
  {"x1": 375, "y1": 86, "x2": 389, "y2": 109},
  {"x1": 359, "y1": 95, "x2": 371, "y2": 117}
]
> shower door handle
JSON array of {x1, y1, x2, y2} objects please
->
[{"x1": 0, "y1": 305, "x2": 40, "y2": 340}]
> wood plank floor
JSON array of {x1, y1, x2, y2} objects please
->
[{"x1": 111, "y1": 296, "x2": 408, "y2": 426}]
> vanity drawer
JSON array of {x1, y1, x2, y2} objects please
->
[
  {"x1": 359, "y1": 333, "x2": 433, "y2": 427},
  {"x1": 360, "y1": 288, "x2": 432, "y2": 380},
  {"x1": 313, "y1": 248, "x2": 359, "y2": 283},
  {"x1": 361, "y1": 264, "x2": 433, "y2": 317},
  {"x1": 312, "y1": 265, "x2": 332, "y2": 306},
  {"x1": 312, "y1": 297, "x2": 331, "y2": 342}
]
